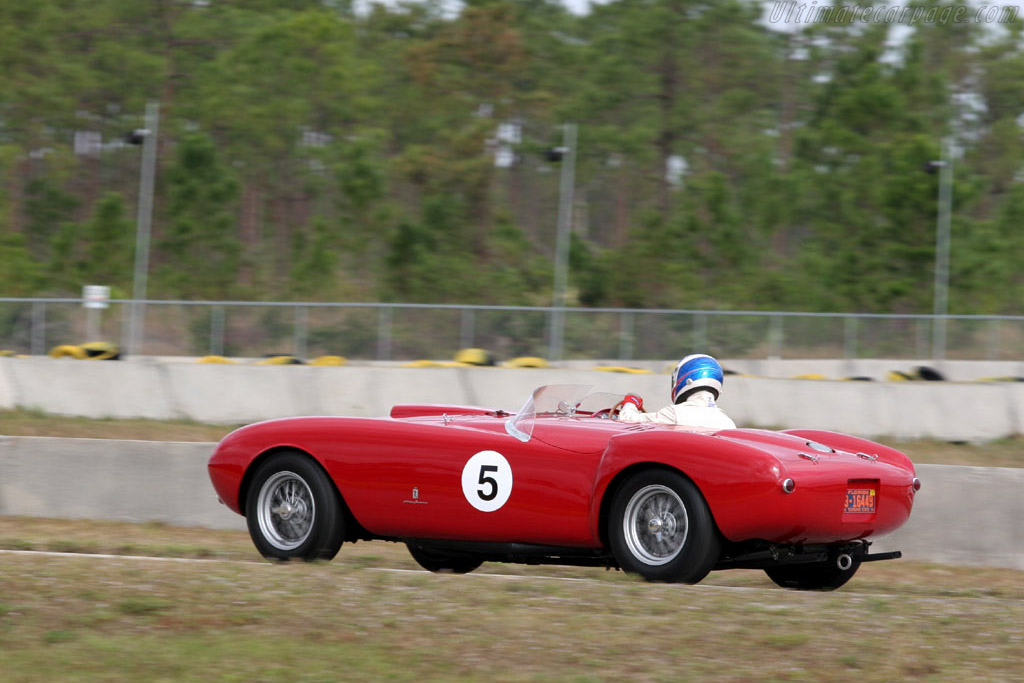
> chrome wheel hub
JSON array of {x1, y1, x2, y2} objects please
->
[
  {"x1": 623, "y1": 484, "x2": 689, "y2": 566},
  {"x1": 257, "y1": 471, "x2": 315, "y2": 551}
]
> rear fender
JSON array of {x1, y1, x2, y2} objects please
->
[{"x1": 590, "y1": 430, "x2": 783, "y2": 543}]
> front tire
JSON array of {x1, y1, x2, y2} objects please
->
[
  {"x1": 245, "y1": 451, "x2": 345, "y2": 561},
  {"x1": 764, "y1": 559, "x2": 861, "y2": 591},
  {"x1": 406, "y1": 542, "x2": 483, "y2": 574},
  {"x1": 609, "y1": 469, "x2": 720, "y2": 583}
]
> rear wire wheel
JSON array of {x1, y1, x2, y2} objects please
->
[
  {"x1": 609, "y1": 469, "x2": 720, "y2": 583},
  {"x1": 245, "y1": 451, "x2": 345, "y2": 561}
]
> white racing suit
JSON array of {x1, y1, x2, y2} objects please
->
[{"x1": 618, "y1": 389, "x2": 736, "y2": 430}]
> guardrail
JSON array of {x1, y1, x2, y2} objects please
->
[{"x1": 1, "y1": 297, "x2": 1023, "y2": 362}]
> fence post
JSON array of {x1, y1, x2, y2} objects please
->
[
  {"x1": 988, "y1": 318, "x2": 1001, "y2": 361},
  {"x1": 378, "y1": 306, "x2": 393, "y2": 361},
  {"x1": 844, "y1": 316, "x2": 858, "y2": 359},
  {"x1": 31, "y1": 301, "x2": 46, "y2": 356},
  {"x1": 618, "y1": 311, "x2": 635, "y2": 361},
  {"x1": 916, "y1": 318, "x2": 930, "y2": 360},
  {"x1": 210, "y1": 306, "x2": 225, "y2": 357},
  {"x1": 769, "y1": 316, "x2": 783, "y2": 359},
  {"x1": 460, "y1": 308, "x2": 475, "y2": 349},
  {"x1": 693, "y1": 312, "x2": 708, "y2": 352},
  {"x1": 294, "y1": 305, "x2": 308, "y2": 359}
]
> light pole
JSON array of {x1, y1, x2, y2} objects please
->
[
  {"x1": 548, "y1": 122, "x2": 577, "y2": 363},
  {"x1": 126, "y1": 101, "x2": 159, "y2": 358},
  {"x1": 931, "y1": 136, "x2": 953, "y2": 361}
]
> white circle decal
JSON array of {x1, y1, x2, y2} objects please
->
[{"x1": 461, "y1": 450, "x2": 513, "y2": 512}]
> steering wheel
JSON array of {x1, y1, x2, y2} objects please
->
[{"x1": 591, "y1": 401, "x2": 626, "y2": 419}]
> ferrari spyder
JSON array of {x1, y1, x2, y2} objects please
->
[{"x1": 207, "y1": 384, "x2": 920, "y2": 589}]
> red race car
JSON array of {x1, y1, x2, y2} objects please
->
[{"x1": 208, "y1": 385, "x2": 920, "y2": 590}]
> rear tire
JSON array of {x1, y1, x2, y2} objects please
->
[
  {"x1": 406, "y1": 542, "x2": 483, "y2": 574},
  {"x1": 245, "y1": 451, "x2": 345, "y2": 561},
  {"x1": 764, "y1": 559, "x2": 861, "y2": 591},
  {"x1": 608, "y1": 469, "x2": 720, "y2": 583}
]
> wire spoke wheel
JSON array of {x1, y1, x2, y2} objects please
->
[
  {"x1": 622, "y1": 485, "x2": 689, "y2": 566},
  {"x1": 257, "y1": 471, "x2": 316, "y2": 551},
  {"x1": 245, "y1": 451, "x2": 345, "y2": 562},
  {"x1": 609, "y1": 470, "x2": 720, "y2": 583}
]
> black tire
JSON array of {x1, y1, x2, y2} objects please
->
[
  {"x1": 406, "y1": 542, "x2": 484, "y2": 574},
  {"x1": 608, "y1": 469, "x2": 720, "y2": 583},
  {"x1": 245, "y1": 451, "x2": 345, "y2": 561},
  {"x1": 764, "y1": 559, "x2": 861, "y2": 591}
]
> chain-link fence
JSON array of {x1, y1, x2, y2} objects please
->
[{"x1": 1, "y1": 297, "x2": 1022, "y2": 362}]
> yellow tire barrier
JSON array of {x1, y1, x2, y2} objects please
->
[
  {"x1": 453, "y1": 348, "x2": 495, "y2": 367},
  {"x1": 198, "y1": 355, "x2": 236, "y2": 364},
  {"x1": 49, "y1": 343, "x2": 121, "y2": 360},
  {"x1": 310, "y1": 355, "x2": 347, "y2": 367},
  {"x1": 49, "y1": 345, "x2": 88, "y2": 359},
  {"x1": 402, "y1": 359, "x2": 485, "y2": 368},
  {"x1": 887, "y1": 367, "x2": 946, "y2": 382},
  {"x1": 503, "y1": 356, "x2": 550, "y2": 369},
  {"x1": 887, "y1": 371, "x2": 914, "y2": 382},
  {"x1": 594, "y1": 366, "x2": 654, "y2": 374},
  {"x1": 402, "y1": 359, "x2": 444, "y2": 368},
  {"x1": 80, "y1": 341, "x2": 121, "y2": 360},
  {"x1": 255, "y1": 355, "x2": 305, "y2": 365}
]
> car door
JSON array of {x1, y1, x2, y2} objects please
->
[{"x1": 352, "y1": 415, "x2": 604, "y2": 547}]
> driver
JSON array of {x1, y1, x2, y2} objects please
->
[{"x1": 618, "y1": 354, "x2": 736, "y2": 429}]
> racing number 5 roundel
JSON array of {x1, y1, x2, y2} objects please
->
[{"x1": 461, "y1": 451, "x2": 513, "y2": 512}]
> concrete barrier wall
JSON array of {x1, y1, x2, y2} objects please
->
[
  {"x1": 0, "y1": 435, "x2": 1020, "y2": 570},
  {"x1": 2, "y1": 357, "x2": 1024, "y2": 441},
  {"x1": 0, "y1": 436, "x2": 240, "y2": 530}
]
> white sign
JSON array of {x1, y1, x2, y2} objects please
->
[
  {"x1": 82, "y1": 285, "x2": 110, "y2": 310},
  {"x1": 461, "y1": 450, "x2": 513, "y2": 512}
]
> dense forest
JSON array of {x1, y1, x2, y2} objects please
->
[{"x1": 2, "y1": 0, "x2": 1023, "y2": 316}]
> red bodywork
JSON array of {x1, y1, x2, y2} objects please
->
[{"x1": 208, "y1": 388, "x2": 918, "y2": 553}]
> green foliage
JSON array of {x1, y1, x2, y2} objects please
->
[
  {"x1": 0, "y1": 233, "x2": 41, "y2": 295},
  {"x1": 24, "y1": 179, "x2": 79, "y2": 260},
  {"x1": 82, "y1": 193, "x2": 135, "y2": 288},
  {"x1": 158, "y1": 133, "x2": 241, "y2": 299},
  {"x1": 2, "y1": 0, "x2": 1024, "y2": 316}
]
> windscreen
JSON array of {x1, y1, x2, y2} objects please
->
[{"x1": 504, "y1": 384, "x2": 593, "y2": 442}]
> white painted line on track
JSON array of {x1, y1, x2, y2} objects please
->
[
  {"x1": 0, "y1": 548, "x2": 764, "y2": 591},
  {"x1": 5, "y1": 549, "x2": 1016, "y2": 603},
  {"x1": 370, "y1": 566, "x2": 603, "y2": 584},
  {"x1": 0, "y1": 548, "x2": 237, "y2": 564}
]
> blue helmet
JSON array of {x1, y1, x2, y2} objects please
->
[{"x1": 671, "y1": 354, "x2": 724, "y2": 404}]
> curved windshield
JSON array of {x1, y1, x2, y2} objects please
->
[{"x1": 505, "y1": 384, "x2": 622, "y2": 442}]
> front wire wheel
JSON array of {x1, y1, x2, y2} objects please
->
[
  {"x1": 609, "y1": 470, "x2": 720, "y2": 583},
  {"x1": 246, "y1": 451, "x2": 345, "y2": 561},
  {"x1": 256, "y1": 471, "x2": 316, "y2": 551}
]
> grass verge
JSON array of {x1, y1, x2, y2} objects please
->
[{"x1": 0, "y1": 518, "x2": 1022, "y2": 681}]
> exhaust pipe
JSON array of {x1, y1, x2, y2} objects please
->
[{"x1": 836, "y1": 553, "x2": 853, "y2": 571}]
